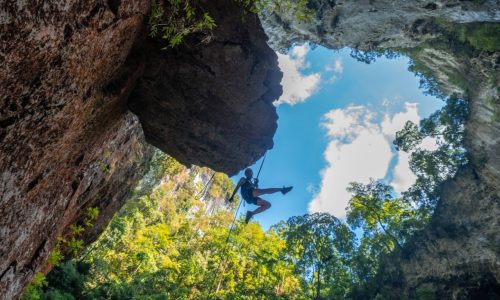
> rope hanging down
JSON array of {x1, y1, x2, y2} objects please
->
[
  {"x1": 225, "y1": 153, "x2": 267, "y2": 243},
  {"x1": 212, "y1": 154, "x2": 268, "y2": 294}
]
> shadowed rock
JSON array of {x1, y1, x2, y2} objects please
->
[
  {"x1": 129, "y1": 0, "x2": 282, "y2": 176},
  {"x1": 0, "y1": 1, "x2": 151, "y2": 298}
]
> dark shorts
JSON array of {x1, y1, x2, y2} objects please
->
[{"x1": 242, "y1": 189, "x2": 258, "y2": 205}]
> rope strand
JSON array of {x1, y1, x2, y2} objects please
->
[{"x1": 213, "y1": 153, "x2": 268, "y2": 294}]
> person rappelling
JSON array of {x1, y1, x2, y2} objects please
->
[{"x1": 228, "y1": 167, "x2": 293, "y2": 223}]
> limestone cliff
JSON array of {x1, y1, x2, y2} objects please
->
[
  {"x1": 260, "y1": 0, "x2": 500, "y2": 297},
  {"x1": 0, "y1": 1, "x2": 152, "y2": 298},
  {"x1": 0, "y1": 0, "x2": 281, "y2": 298},
  {"x1": 261, "y1": 0, "x2": 499, "y2": 51}
]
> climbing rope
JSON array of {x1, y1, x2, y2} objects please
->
[
  {"x1": 254, "y1": 152, "x2": 266, "y2": 184},
  {"x1": 224, "y1": 153, "x2": 267, "y2": 243},
  {"x1": 212, "y1": 153, "x2": 268, "y2": 294}
]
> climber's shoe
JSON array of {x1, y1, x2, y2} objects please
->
[
  {"x1": 245, "y1": 211, "x2": 253, "y2": 224},
  {"x1": 281, "y1": 186, "x2": 293, "y2": 195}
]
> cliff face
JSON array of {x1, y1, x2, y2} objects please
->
[
  {"x1": 0, "y1": 0, "x2": 280, "y2": 298},
  {"x1": 1, "y1": 0, "x2": 497, "y2": 298},
  {"x1": 261, "y1": 0, "x2": 499, "y2": 297},
  {"x1": 129, "y1": 0, "x2": 281, "y2": 176},
  {"x1": 379, "y1": 49, "x2": 500, "y2": 298},
  {"x1": 261, "y1": 0, "x2": 499, "y2": 51},
  {"x1": 0, "y1": 1, "x2": 152, "y2": 298}
]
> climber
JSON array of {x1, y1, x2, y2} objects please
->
[{"x1": 228, "y1": 168, "x2": 293, "y2": 223}]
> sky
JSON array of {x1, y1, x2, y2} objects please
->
[{"x1": 231, "y1": 45, "x2": 443, "y2": 230}]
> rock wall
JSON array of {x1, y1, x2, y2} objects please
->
[
  {"x1": 260, "y1": 0, "x2": 500, "y2": 297},
  {"x1": 0, "y1": 1, "x2": 153, "y2": 298},
  {"x1": 129, "y1": 0, "x2": 282, "y2": 176},
  {"x1": 261, "y1": 0, "x2": 500, "y2": 51},
  {"x1": 0, "y1": 0, "x2": 281, "y2": 298},
  {"x1": 378, "y1": 50, "x2": 500, "y2": 298}
]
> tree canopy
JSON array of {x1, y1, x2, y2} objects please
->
[{"x1": 25, "y1": 89, "x2": 468, "y2": 299}]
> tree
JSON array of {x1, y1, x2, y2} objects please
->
[
  {"x1": 394, "y1": 95, "x2": 468, "y2": 208},
  {"x1": 31, "y1": 153, "x2": 303, "y2": 299},
  {"x1": 347, "y1": 180, "x2": 430, "y2": 251},
  {"x1": 274, "y1": 213, "x2": 355, "y2": 299},
  {"x1": 345, "y1": 179, "x2": 431, "y2": 295}
]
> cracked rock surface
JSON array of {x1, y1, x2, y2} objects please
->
[{"x1": 0, "y1": 1, "x2": 153, "y2": 298}]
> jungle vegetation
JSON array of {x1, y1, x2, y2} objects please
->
[
  {"x1": 23, "y1": 97, "x2": 468, "y2": 299},
  {"x1": 22, "y1": 3, "x2": 486, "y2": 299}
]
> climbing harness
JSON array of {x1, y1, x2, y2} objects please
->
[
  {"x1": 213, "y1": 153, "x2": 268, "y2": 293},
  {"x1": 225, "y1": 152, "x2": 267, "y2": 242}
]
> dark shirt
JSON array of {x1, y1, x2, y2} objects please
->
[{"x1": 240, "y1": 178, "x2": 256, "y2": 202}]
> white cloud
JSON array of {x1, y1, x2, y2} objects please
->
[
  {"x1": 383, "y1": 103, "x2": 439, "y2": 193},
  {"x1": 308, "y1": 103, "x2": 424, "y2": 217},
  {"x1": 334, "y1": 58, "x2": 344, "y2": 74},
  {"x1": 322, "y1": 106, "x2": 377, "y2": 141},
  {"x1": 381, "y1": 102, "x2": 420, "y2": 140},
  {"x1": 421, "y1": 136, "x2": 439, "y2": 151},
  {"x1": 308, "y1": 106, "x2": 393, "y2": 217},
  {"x1": 391, "y1": 151, "x2": 416, "y2": 194},
  {"x1": 275, "y1": 44, "x2": 321, "y2": 106},
  {"x1": 324, "y1": 58, "x2": 344, "y2": 83}
]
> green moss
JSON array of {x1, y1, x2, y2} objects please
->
[
  {"x1": 487, "y1": 97, "x2": 500, "y2": 122},
  {"x1": 446, "y1": 71, "x2": 468, "y2": 91},
  {"x1": 459, "y1": 23, "x2": 500, "y2": 51},
  {"x1": 393, "y1": 21, "x2": 500, "y2": 95},
  {"x1": 415, "y1": 286, "x2": 436, "y2": 300},
  {"x1": 470, "y1": 0, "x2": 487, "y2": 6},
  {"x1": 438, "y1": 21, "x2": 500, "y2": 52}
]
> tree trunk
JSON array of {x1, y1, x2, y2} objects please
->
[{"x1": 316, "y1": 263, "x2": 321, "y2": 300}]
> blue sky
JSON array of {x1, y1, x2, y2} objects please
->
[{"x1": 231, "y1": 45, "x2": 443, "y2": 229}]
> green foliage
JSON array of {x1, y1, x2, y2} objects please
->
[
  {"x1": 47, "y1": 207, "x2": 101, "y2": 269},
  {"x1": 42, "y1": 261, "x2": 90, "y2": 300},
  {"x1": 21, "y1": 273, "x2": 47, "y2": 300},
  {"x1": 257, "y1": 0, "x2": 314, "y2": 21},
  {"x1": 347, "y1": 180, "x2": 430, "y2": 251},
  {"x1": 35, "y1": 147, "x2": 463, "y2": 299},
  {"x1": 84, "y1": 207, "x2": 99, "y2": 228},
  {"x1": 274, "y1": 213, "x2": 355, "y2": 299},
  {"x1": 134, "y1": 149, "x2": 185, "y2": 198},
  {"x1": 97, "y1": 161, "x2": 115, "y2": 174},
  {"x1": 35, "y1": 154, "x2": 303, "y2": 299},
  {"x1": 149, "y1": 0, "x2": 313, "y2": 48},
  {"x1": 344, "y1": 180, "x2": 432, "y2": 298},
  {"x1": 415, "y1": 286, "x2": 436, "y2": 300},
  {"x1": 394, "y1": 95, "x2": 469, "y2": 208},
  {"x1": 487, "y1": 97, "x2": 500, "y2": 122},
  {"x1": 447, "y1": 22, "x2": 500, "y2": 52},
  {"x1": 149, "y1": 0, "x2": 216, "y2": 48},
  {"x1": 48, "y1": 238, "x2": 65, "y2": 266}
]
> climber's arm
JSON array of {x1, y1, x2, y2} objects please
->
[{"x1": 228, "y1": 177, "x2": 245, "y2": 202}]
